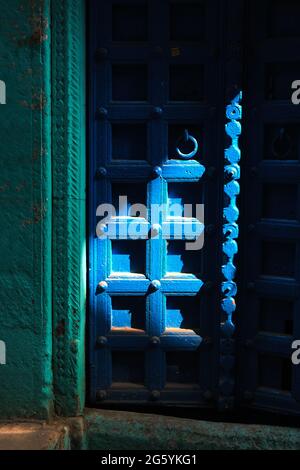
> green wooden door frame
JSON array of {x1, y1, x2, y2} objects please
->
[{"x1": 52, "y1": 0, "x2": 86, "y2": 417}]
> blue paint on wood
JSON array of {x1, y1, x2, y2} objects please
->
[{"x1": 222, "y1": 92, "x2": 242, "y2": 329}]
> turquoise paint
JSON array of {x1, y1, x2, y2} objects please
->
[
  {"x1": 52, "y1": 0, "x2": 86, "y2": 417},
  {"x1": 0, "y1": 0, "x2": 52, "y2": 418},
  {"x1": 0, "y1": 0, "x2": 86, "y2": 419}
]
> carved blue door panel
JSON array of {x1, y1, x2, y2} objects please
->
[
  {"x1": 238, "y1": 0, "x2": 300, "y2": 415},
  {"x1": 88, "y1": 0, "x2": 239, "y2": 407},
  {"x1": 88, "y1": 0, "x2": 300, "y2": 416}
]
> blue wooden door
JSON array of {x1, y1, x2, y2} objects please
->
[
  {"x1": 237, "y1": 0, "x2": 300, "y2": 416},
  {"x1": 88, "y1": 0, "x2": 237, "y2": 407},
  {"x1": 88, "y1": 0, "x2": 300, "y2": 416}
]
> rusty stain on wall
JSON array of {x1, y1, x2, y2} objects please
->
[
  {"x1": 21, "y1": 204, "x2": 47, "y2": 227},
  {"x1": 56, "y1": 320, "x2": 66, "y2": 338},
  {"x1": 19, "y1": 90, "x2": 47, "y2": 111}
]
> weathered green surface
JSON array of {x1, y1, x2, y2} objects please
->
[
  {"x1": 0, "y1": 412, "x2": 300, "y2": 450},
  {"x1": 52, "y1": 0, "x2": 86, "y2": 417},
  {"x1": 0, "y1": 0, "x2": 52, "y2": 418},
  {"x1": 0, "y1": 0, "x2": 86, "y2": 419},
  {"x1": 84, "y1": 409, "x2": 300, "y2": 450}
]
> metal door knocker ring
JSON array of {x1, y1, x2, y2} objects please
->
[{"x1": 176, "y1": 129, "x2": 198, "y2": 160}]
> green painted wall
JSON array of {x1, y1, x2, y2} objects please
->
[{"x1": 0, "y1": 0, "x2": 52, "y2": 418}]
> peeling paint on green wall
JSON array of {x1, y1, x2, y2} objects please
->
[{"x1": 0, "y1": 0, "x2": 53, "y2": 418}]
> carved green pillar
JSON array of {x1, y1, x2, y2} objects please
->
[{"x1": 52, "y1": 0, "x2": 86, "y2": 417}]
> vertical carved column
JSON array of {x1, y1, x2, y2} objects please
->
[
  {"x1": 219, "y1": 93, "x2": 242, "y2": 409},
  {"x1": 52, "y1": 0, "x2": 86, "y2": 416}
]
